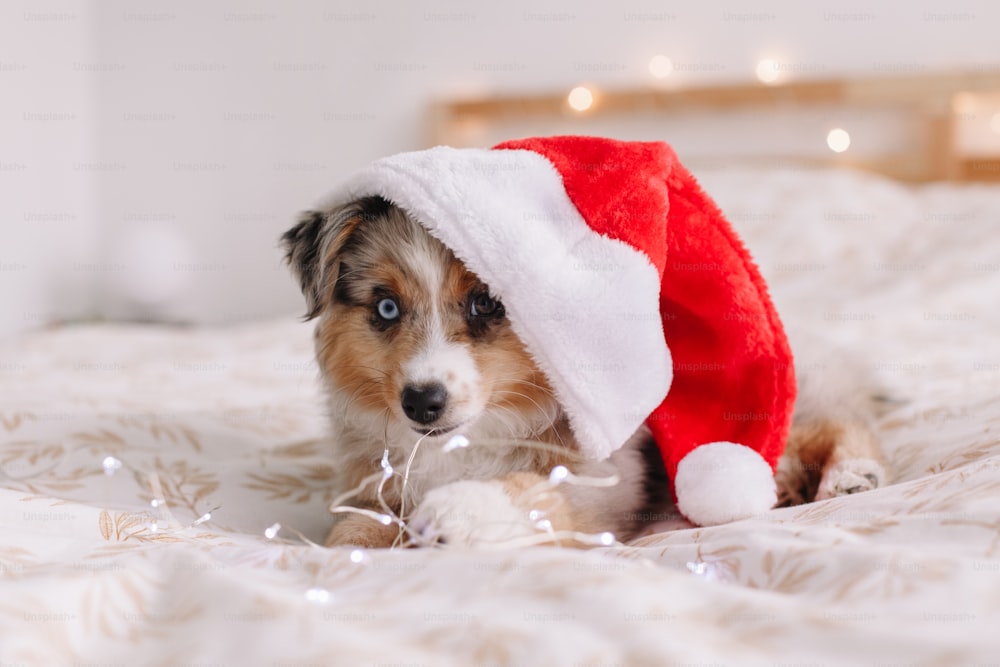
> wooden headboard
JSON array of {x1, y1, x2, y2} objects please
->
[{"x1": 429, "y1": 71, "x2": 1000, "y2": 183}]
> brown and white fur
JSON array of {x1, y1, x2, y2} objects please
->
[{"x1": 282, "y1": 196, "x2": 888, "y2": 549}]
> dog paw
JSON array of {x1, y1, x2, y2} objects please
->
[
  {"x1": 774, "y1": 471, "x2": 808, "y2": 508},
  {"x1": 816, "y1": 458, "x2": 887, "y2": 501},
  {"x1": 774, "y1": 463, "x2": 812, "y2": 508},
  {"x1": 324, "y1": 515, "x2": 399, "y2": 548},
  {"x1": 407, "y1": 480, "x2": 535, "y2": 548}
]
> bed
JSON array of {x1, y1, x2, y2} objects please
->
[{"x1": 2, "y1": 162, "x2": 998, "y2": 665}]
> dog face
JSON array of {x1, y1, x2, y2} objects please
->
[{"x1": 282, "y1": 197, "x2": 560, "y2": 441}]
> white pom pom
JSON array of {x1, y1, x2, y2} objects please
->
[{"x1": 674, "y1": 442, "x2": 777, "y2": 526}]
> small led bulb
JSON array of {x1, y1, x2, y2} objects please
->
[
  {"x1": 568, "y1": 86, "x2": 594, "y2": 112},
  {"x1": 443, "y1": 434, "x2": 470, "y2": 452},
  {"x1": 687, "y1": 561, "x2": 709, "y2": 576},
  {"x1": 102, "y1": 456, "x2": 122, "y2": 476},
  {"x1": 380, "y1": 450, "x2": 394, "y2": 478},
  {"x1": 305, "y1": 587, "x2": 331, "y2": 604},
  {"x1": 549, "y1": 465, "x2": 570, "y2": 484},
  {"x1": 826, "y1": 128, "x2": 850, "y2": 153},
  {"x1": 648, "y1": 55, "x2": 673, "y2": 79},
  {"x1": 755, "y1": 58, "x2": 779, "y2": 84}
]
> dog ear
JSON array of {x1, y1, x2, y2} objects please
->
[
  {"x1": 281, "y1": 210, "x2": 335, "y2": 320},
  {"x1": 282, "y1": 197, "x2": 390, "y2": 319}
]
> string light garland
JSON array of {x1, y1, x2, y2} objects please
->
[
  {"x1": 1, "y1": 425, "x2": 723, "y2": 594},
  {"x1": 1, "y1": 443, "x2": 220, "y2": 538},
  {"x1": 327, "y1": 431, "x2": 631, "y2": 550}
]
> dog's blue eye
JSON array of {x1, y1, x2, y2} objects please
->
[{"x1": 376, "y1": 297, "x2": 400, "y2": 321}]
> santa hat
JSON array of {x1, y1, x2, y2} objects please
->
[{"x1": 326, "y1": 136, "x2": 796, "y2": 527}]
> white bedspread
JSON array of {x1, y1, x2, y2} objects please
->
[{"x1": 2, "y1": 167, "x2": 999, "y2": 665}]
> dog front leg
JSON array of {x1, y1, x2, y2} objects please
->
[{"x1": 407, "y1": 436, "x2": 653, "y2": 549}]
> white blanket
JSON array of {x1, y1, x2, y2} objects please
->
[{"x1": 2, "y1": 167, "x2": 999, "y2": 665}]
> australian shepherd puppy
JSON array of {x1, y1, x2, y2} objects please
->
[{"x1": 282, "y1": 196, "x2": 888, "y2": 548}]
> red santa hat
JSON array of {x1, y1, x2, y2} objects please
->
[{"x1": 327, "y1": 135, "x2": 796, "y2": 527}]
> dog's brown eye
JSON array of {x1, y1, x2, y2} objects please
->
[{"x1": 468, "y1": 292, "x2": 503, "y2": 319}]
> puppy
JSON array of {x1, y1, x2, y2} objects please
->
[{"x1": 282, "y1": 196, "x2": 888, "y2": 548}]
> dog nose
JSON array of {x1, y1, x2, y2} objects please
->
[{"x1": 400, "y1": 383, "x2": 448, "y2": 425}]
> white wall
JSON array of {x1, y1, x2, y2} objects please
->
[
  {"x1": 3, "y1": 0, "x2": 999, "y2": 330},
  {"x1": 1, "y1": 0, "x2": 99, "y2": 335}
]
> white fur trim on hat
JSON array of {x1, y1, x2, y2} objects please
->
[
  {"x1": 327, "y1": 146, "x2": 671, "y2": 460},
  {"x1": 674, "y1": 442, "x2": 777, "y2": 526}
]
